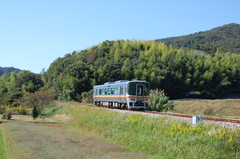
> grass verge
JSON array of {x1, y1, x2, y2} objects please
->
[
  {"x1": 52, "y1": 103, "x2": 240, "y2": 159},
  {"x1": 0, "y1": 115, "x2": 147, "y2": 159},
  {"x1": 172, "y1": 99, "x2": 240, "y2": 118},
  {"x1": 0, "y1": 129, "x2": 6, "y2": 159}
]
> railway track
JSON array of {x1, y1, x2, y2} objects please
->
[
  {"x1": 88, "y1": 104, "x2": 240, "y2": 127},
  {"x1": 143, "y1": 111, "x2": 240, "y2": 124}
]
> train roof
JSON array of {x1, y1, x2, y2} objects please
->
[{"x1": 94, "y1": 80, "x2": 149, "y2": 87}]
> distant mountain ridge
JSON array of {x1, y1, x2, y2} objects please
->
[
  {"x1": 155, "y1": 23, "x2": 240, "y2": 54},
  {"x1": 0, "y1": 67, "x2": 21, "y2": 76}
]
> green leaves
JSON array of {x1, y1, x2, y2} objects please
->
[
  {"x1": 37, "y1": 40, "x2": 240, "y2": 101},
  {"x1": 149, "y1": 89, "x2": 174, "y2": 112}
]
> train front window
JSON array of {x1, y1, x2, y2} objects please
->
[
  {"x1": 128, "y1": 82, "x2": 149, "y2": 96},
  {"x1": 128, "y1": 83, "x2": 136, "y2": 95},
  {"x1": 144, "y1": 83, "x2": 150, "y2": 95}
]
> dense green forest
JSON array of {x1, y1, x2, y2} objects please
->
[
  {"x1": 0, "y1": 71, "x2": 43, "y2": 106},
  {"x1": 0, "y1": 67, "x2": 21, "y2": 76},
  {"x1": 156, "y1": 23, "x2": 240, "y2": 54},
  {"x1": 41, "y1": 40, "x2": 240, "y2": 101},
  {"x1": 1, "y1": 25, "x2": 240, "y2": 106}
]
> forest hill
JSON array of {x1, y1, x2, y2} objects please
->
[{"x1": 0, "y1": 40, "x2": 240, "y2": 106}]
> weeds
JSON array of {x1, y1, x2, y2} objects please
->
[
  {"x1": 149, "y1": 89, "x2": 174, "y2": 111},
  {"x1": 54, "y1": 104, "x2": 240, "y2": 158},
  {"x1": 0, "y1": 130, "x2": 6, "y2": 159}
]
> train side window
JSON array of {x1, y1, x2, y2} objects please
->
[
  {"x1": 108, "y1": 88, "x2": 111, "y2": 95},
  {"x1": 115, "y1": 88, "x2": 119, "y2": 95},
  {"x1": 120, "y1": 86, "x2": 123, "y2": 95},
  {"x1": 99, "y1": 89, "x2": 102, "y2": 95},
  {"x1": 111, "y1": 88, "x2": 114, "y2": 95},
  {"x1": 103, "y1": 89, "x2": 105, "y2": 95},
  {"x1": 105, "y1": 88, "x2": 108, "y2": 95}
]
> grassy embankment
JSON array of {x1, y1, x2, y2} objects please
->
[
  {"x1": 52, "y1": 101, "x2": 240, "y2": 159},
  {"x1": 0, "y1": 99, "x2": 239, "y2": 158},
  {"x1": 0, "y1": 129, "x2": 6, "y2": 159},
  {"x1": 172, "y1": 99, "x2": 240, "y2": 118}
]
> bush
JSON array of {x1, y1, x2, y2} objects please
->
[
  {"x1": 149, "y1": 89, "x2": 174, "y2": 111},
  {"x1": 2, "y1": 107, "x2": 12, "y2": 120},
  {"x1": 32, "y1": 105, "x2": 38, "y2": 119},
  {"x1": 203, "y1": 106, "x2": 215, "y2": 116},
  {"x1": 81, "y1": 89, "x2": 93, "y2": 103},
  {"x1": 0, "y1": 105, "x2": 5, "y2": 114},
  {"x1": 11, "y1": 106, "x2": 28, "y2": 115}
]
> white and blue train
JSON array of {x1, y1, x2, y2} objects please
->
[{"x1": 93, "y1": 80, "x2": 150, "y2": 110}]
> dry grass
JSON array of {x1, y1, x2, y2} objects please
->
[
  {"x1": 0, "y1": 115, "x2": 146, "y2": 159},
  {"x1": 172, "y1": 99, "x2": 240, "y2": 118}
]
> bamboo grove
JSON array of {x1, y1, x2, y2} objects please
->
[
  {"x1": 1, "y1": 40, "x2": 240, "y2": 105},
  {"x1": 42, "y1": 40, "x2": 240, "y2": 100}
]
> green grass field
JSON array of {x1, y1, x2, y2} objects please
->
[
  {"x1": 55, "y1": 103, "x2": 240, "y2": 158},
  {"x1": 0, "y1": 130, "x2": 6, "y2": 159},
  {"x1": 1, "y1": 100, "x2": 240, "y2": 158}
]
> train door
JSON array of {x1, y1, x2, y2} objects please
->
[
  {"x1": 119, "y1": 86, "x2": 124, "y2": 108},
  {"x1": 136, "y1": 84, "x2": 144, "y2": 101}
]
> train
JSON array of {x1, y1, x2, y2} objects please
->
[{"x1": 93, "y1": 80, "x2": 150, "y2": 110}]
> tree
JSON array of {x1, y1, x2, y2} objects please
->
[
  {"x1": 32, "y1": 105, "x2": 38, "y2": 119},
  {"x1": 20, "y1": 91, "x2": 54, "y2": 116}
]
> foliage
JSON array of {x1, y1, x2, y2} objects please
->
[
  {"x1": 42, "y1": 40, "x2": 240, "y2": 100},
  {"x1": 32, "y1": 105, "x2": 38, "y2": 119},
  {"x1": 156, "y1": 23, "x2": 240, "y2": 54},
  {"x1": 19, "y1": 91, "x2": 54, "y2": 116},
  {"x1": 1, "y1": 107, "x2": 12, "y2": 120},
  {"x1": 1, "y1": 28, "x2": 240, "y2": 102},
  {"x1": 55, "y1": 104, "x2": 240, "y2": 158},
  {"x1": 149, "y1": 89, "x2": 174, "y2": 111},
  {"x1": 81, "y1": 89, "x2": 93, "y2": 103},
  {"x1": 0, "y1": 71, "x2": 43, "y2": 106},
  {"x1": 10, "y1": 106, "x2": 28, "y2": 115}
]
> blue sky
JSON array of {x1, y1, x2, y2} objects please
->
[{"x1": 1, "y1": 0, "x2": 240, "y2": 73}]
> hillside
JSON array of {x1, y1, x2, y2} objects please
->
[
  {"x1": 155, "y1": 23, "x2": 240, "y2": 54},
  {"x1": 0, "y1": 66, "x2": 21, "y2": 76},
  {"x1": 42, "y1": 40, "x2": 240, "y2": 101}
]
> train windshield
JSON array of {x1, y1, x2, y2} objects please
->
[{"x1": 128, "y1": 82, "x2": 150, "y2": 96}]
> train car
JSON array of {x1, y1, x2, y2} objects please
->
[{"x1": 93, "y1": 80, "x2": 150, "y2": 110}]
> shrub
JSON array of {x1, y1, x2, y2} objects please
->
[
  {"x1": 81, "y1": 89, "x2": 93, "y2": 103},
  {"x1": 149, "y1": 89, "x2": 174, "y2": 111},
  {"x1": 2, "y1": 107, "x2": 12, "y2": 120},
  {"x1": 32, "y1": 105, "x2": 38, "y2": 119},
  {"x1": 203, "y1": 106, "x2": 215, "y2": 116},
  {"x1": 11, "y1": 106, "x2": 28, "y2": 115}
]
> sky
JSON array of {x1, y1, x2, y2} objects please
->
[{"x1": 1, "y1": 0, "x2": 240, "y2": 73}]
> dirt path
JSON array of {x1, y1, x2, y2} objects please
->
[{"x1": 0, "y1": 115, "x2": 146, "y2": 159}]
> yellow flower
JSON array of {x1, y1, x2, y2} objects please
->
[
  {"x1": 177, "y1": 131, "x2": 182, "y2": 135},
  {"x1": 169, "y1": 132, "x2": 174, "y2": 138},
  {"x1": 228, "y1": 137, "x2": 234, "y2": 143},
  {"x1": 177, "y1": 123, "x2": 181, "y2": 129}
]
